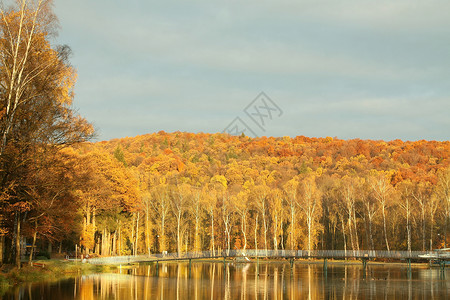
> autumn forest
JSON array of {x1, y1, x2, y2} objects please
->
[
  {"x1": 7, "y1": 131, "x2": 450, "y2": 263},
  {"x1": 1, "y1": 1, "x2": 450, "y2": 269},
  {"x1": 71, "y1": 133, "x2": 450, "y2": 256}
]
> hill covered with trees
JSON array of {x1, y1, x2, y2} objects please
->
[{"x1": 47, "y1": 132, "x2": 449, "y2": 257}]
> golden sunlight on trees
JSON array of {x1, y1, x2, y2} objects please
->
[
  {"x1": 298, "y1": 174, "x2": 322, "y2": 251},
  {"x1": 369, "y1": 171, "x2": 394, "y2": 251},
  {"x1": 52, "y1": 134, "x2": 447, "y2": 258},
  {"x1": 2, "y1": 128, "x2": 450, "y2": 260},
  {"x1": 0, "y1": 0, "x2": 93, "y2": 267}
]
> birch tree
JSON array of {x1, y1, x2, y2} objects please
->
[
  {"x1": 361, "y1": 179, "x2": 377, "y2": 250},
  {"x1": 437, "y1": 168, "x2": 450, "y2": 247},
  {"x1": 339, "y1": 176, "x2": 360, "y2": 251},
  {"x1": 251, "y1": 184, "x2": 270, "y2": 255},
  {"x1": 0, "y1": 0, "x2": 92, "y2": 267},
  {"x1": 170, "y1": 183, "x2": 190, "y2": 257},
  {"x1": 191, "y1": 188, "x2": 203, "y2": 253},
  {"x1": 234, "y1": 191, "x2": 249, "y2": 251},
  {"x1": 151, "y1": 182, "x2": 170, "y2": 254},
  {"x1": 398, "y1": 180, "x2": 414, "y2": 252},
  {"x1": 283, "y1": 177, "x2": 299, "y2": 250},
  {"x1": 370, "y1": 171, "x2": 393, "y2": 251},
  {"x1": 270, "y1": 188, "x2": 283, "y2": 251},
  {"x1": 412, "y1": 181, "x2": 431, "y2": 251},
  {"x1": 203, "y1": 185, "x2": 218, "y2": 255},
  {"x1": 298, "y1": 174, "x2": 322, "y2": 251},
  {"x1": 222, "y1": 193, "x2": 233, "y2": 256}
]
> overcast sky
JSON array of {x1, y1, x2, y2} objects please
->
[{"x1": 50, "y1": 0, "x2": 450, "y2": 141}]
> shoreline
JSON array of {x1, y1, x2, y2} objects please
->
[
  {"x1": 0, "y1": 257, "x2": 438, "y2": 291},
  {"x1": 0, "y1": 260, "x2": 119, "y2": 294}
]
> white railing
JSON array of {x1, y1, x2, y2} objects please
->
[{"x1": 87, "y1": 249, "x2": 435, "y2": 265}]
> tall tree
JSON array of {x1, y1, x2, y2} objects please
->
[
  {"x1": 339, "y1": 176, "x2": 360, "y2": 251},
  {"x1": 0, "y1": 0, "x2": 92, "y2": 267},
  {"x1": 283, "y1": 177, "x2": 299, "y2": 250},
  {"x1": 412, "y1": 181, "x2": 432, "y2": 251},
  {"x1": 370, "y1": 171, "x2": 394, "y2": 251},
  {"x1": 437, "y1": 168, "x2": 450, "y2": 247},
  {"x1": 151, "y1": 181, "x2": 170, "y2": 254},
  {"x1": 203, "y1": 184, "x2": 218, "y2": 255},
  {"x1": 221, "y1": 193, "x2": 233, "y2": 256},
  {"x1": 190, "y1": 188, "x2": 203, "y2": 253},
  {"x1": 250, "y1": 184, "x2": 270, "y2": 255},
  {"x1": 270, "y1": 188, "x2": 284, "y2": 251},
  {"x1": 171, "y1": 183, "x2": 190, "y2": 257},
  {"x1": 234, "y1": 191, "x2": 249, "y2": 251},
  {"x1": 298, "y1": 174, "x2": 322, "y2": 251},
  {"x1": 398, "y1": 180, "x2": 414, "y2": 252},
  {"x1": 360, "y1": 178, "x2": 377, "y2": 250}
]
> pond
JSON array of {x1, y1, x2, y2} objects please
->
[{"x1": 2, "y1": 261, "x2": 450, "y2": 299}]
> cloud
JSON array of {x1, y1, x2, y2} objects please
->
[{"x1": 53, "y1": 0, "x2": 450, "y2": 141}]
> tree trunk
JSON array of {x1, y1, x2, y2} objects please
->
[
  {"x1": 348, "y1": 218, "x2": 355, "y2": 251},
  {"x1": 290, "y1": 207, "x2": 295, "y2": 250},
  {"x1": 368, "y1": 216, "x2": 375, "y2": 250},
  {"x1": 185, "y1": 232, "x2": 189, "y2": 254},
  {"x1": 85, "y1": 205, "x2": 91, "y2": 255},
  {"x1": 445, "y1": 215, "x2": 448, "y2": 248},
  {"x1": 241, "y1": 214, "x2": 247, "y2": 251},
  {"x1": 430, "y1": 215, "x2": 434, "y2": 251},
  {"x1": 352, "y1": 208, "x2": 359, "y2": 250},
  {"x1": 92, "y1": 208, "x2": 96, "y2": 254},
  {"x1": 273, "y1": 215, "x2": 278, "y2": 251},
  {"x1": 118, "y1": 221, "x2": 122, "y2": 255},
  {"x1": 308, "y1": 217, "x2": 312, "y2": 251},
  {"x1": 146, "y1": 203, "x2": 151, "y2": 256},
  {"x1": 177, "y1": 213, "x2": 181, "y2": 257},
  {"x1": 227, "y1": 227, "x2": 231, "y2": 256},
  {"x1": 15, "y1": 213, "x2": 21, "y2": 269},
  {"x1": 195, "y1": 215, "x2": 200, "y2": 253},
  {"x1": 340, "y1": 215, "x2": 347, "y2": 255},
  {"x1": 95, "y1": 237, "x2": 100, "y2": 255},
  {"x1": 210, "y1": 212, "x2": 215, "y2": 256},
  {"x1": 107, "y1": 231, "x2": 111, "y2": 256},
  {"x1": 407, "y1": 213, "x2": 411, "y2": 252},
  {"x1": 263, "y1": 212, "x2": 267, "y2": 256},
  {"x1": 363, "y1": 216, "x2": 369, "y2": 250},
  {"x1": 135, "y1": 212, "x2": 140, "y2": 256},
  {"x1": 101, "y1": 229, "x2": 104, "y2": 256},
  {"x1": 422, "y1": 208, "x2": 426, "y2": 251},
  {"x1": 131, "y1": 214, "x2": 135, "y2": 255},
  {"x1": 28, "y1": 220, "x2": 37, "y2": 264},
  {"x1": 254, "y1": 214, "x2": 259, "y2": 254},
  {"x1": 112, "y1": 231, "x2": 117, "y2": 255},
  {"x1": 381, "y1": 206, "x2": 390, "y2": 251},
  {"x1": 0, "y1": 234, "x2": 4, "y2": 265}
]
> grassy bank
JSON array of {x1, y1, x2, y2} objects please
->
[{"x1": 0, "y1": 260, "x2": 118, "y2": 293}]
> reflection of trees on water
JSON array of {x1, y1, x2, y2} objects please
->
[
  {"x1": 255, "y1": 263, "x2": 258, "y2": 300},
  {"x1": 5, "y1": 262, "x2": 450, "y2": 299},
  {"x1": 210, "y1": 263, "x2": 215, "y2": 300}
]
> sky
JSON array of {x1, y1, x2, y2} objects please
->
[{"x1": 47, "y1": 0, "x2": 450, "y2": 141}]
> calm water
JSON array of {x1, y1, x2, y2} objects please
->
[{"x1": 2, "y1": 262, "x2": 450, "y2": 299}]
